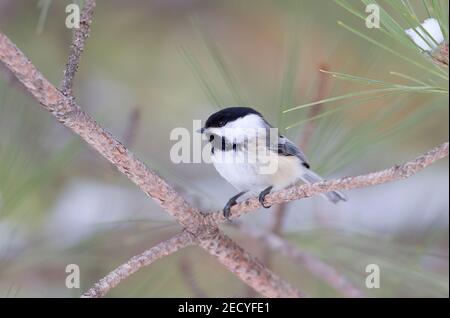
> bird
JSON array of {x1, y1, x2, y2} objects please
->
[{"x1": 198, "y1": 106, "x2": 347, "y2": 219}]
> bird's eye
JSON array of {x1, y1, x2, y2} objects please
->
[{"x1": 218, "y1": 121, "x2": 225, "y2": 127}]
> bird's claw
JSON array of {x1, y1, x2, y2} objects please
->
[
  {"x1": 259, "y1": 196, "x2": 271, "y2": 208},
  {"x1": 223, "y1": 198, "x2": 238, "y2": 221},
  {"x1": 258, "y1": 186, "x2": 273, "y2": 209},
  {"x1": 223, "y1": 204, "x2": 233, "y2": 221},
  {"x1": 222, "y1": 191, "x2": 247, "y2": 221}
]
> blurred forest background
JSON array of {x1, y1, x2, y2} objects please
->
[{"x1": 0, "y1": 0, "x2": 448, "y2": 297}]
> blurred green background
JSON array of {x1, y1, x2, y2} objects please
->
[{"x1": 0, "y1": 0, "x2": 448, "y2": 297}]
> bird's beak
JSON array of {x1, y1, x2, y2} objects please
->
[{"x1": 197, "y1": 127, "x2": 206, "y2": 134}]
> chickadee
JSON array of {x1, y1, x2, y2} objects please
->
[{"x1": 198, "y1": 107, "x2": 347, "y2": 218}]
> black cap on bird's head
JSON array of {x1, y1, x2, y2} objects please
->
[{"x1": 199, "y1": 107, "x2": 262, "y2": 133}]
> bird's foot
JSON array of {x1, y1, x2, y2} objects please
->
[
  {"x1": 258, "y1": 186, "x2": 273, "y2": 208},
  {"x1": 223, "y1": 201, "x2": 236, "y2": 221},
  {"x1": 223, "y1": 191, "x2": 247, "y2": 220}
]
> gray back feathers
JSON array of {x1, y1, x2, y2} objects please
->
[{"x1": 276, "y1": 136, "x2": 310, "y2": 168}]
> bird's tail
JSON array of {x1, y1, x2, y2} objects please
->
[{"x1": 299, "y1": 169, "x2": 347, "y2": 204}]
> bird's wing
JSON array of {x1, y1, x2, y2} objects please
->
[{"x1": 276, "y1": 135, "x2": 310, "y2": 168}]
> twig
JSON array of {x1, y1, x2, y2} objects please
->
[
  {"x1": 206, "y1": 141, "x2": 449, "y2": 224},
  {"x1": 61, "y1": 0, "x2": 96, "y2": 98},
  {"x1": 82, "y1": 231, "x2": 196, "y2": 298},
  {"x1": 239, "y1": 223, "x2": 365, "y2": 298}
]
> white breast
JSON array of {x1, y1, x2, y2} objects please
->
[
  {"x1": 211, "y1": 149, "x2": 271, "y2": 192},
  {"x1": 211, "y1": 140, "x2": 305, "y2": 192}
]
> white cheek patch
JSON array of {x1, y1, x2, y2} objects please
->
[
  {"x1": 222, "y1": 114, "x2": 267, "y2": 144},
  {"x1": 206, "y1": 127, "x2": 224, "y2": 137},
  {"x1": 209, "y1": 127, "x2": 270, "y2": 146},
  {"x1": 225, "y1": 114, "x2": 264, "y2": 129}
]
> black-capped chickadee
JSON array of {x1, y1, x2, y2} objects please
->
[{"x1": 198, "y1": 107, "x2": 347, "y2": 218}]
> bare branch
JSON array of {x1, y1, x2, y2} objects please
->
[
  {"x1": 207, "y1": 141, "x2": 449, "y2": 224},
  {"x1": 239, "y1": 223, "x2": 365, "y2": 298},
  {"x1": 82, "y1": 231, "x2": 196, "y2": 298},
  {"x1": 198, "y1": 230, "x2": 304, "y2": 298},
  {"x1": 61, "y1": 0, "x2": 96, "y2": 97}
]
